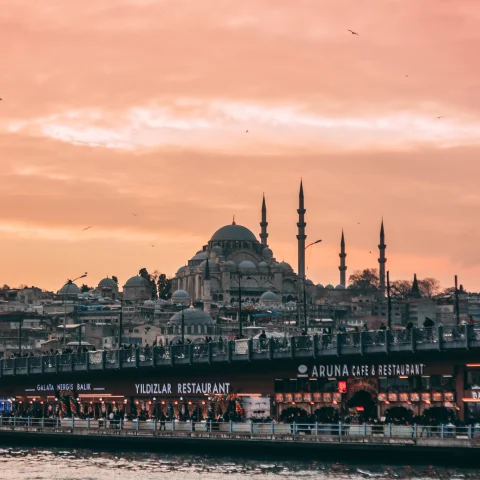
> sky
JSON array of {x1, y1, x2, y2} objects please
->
[{"x1": 1, "y1": 0, "x2": 480, "y2": 292}]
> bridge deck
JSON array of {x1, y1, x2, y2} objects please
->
[{"x1": 2, "y1": 325, "x2": 478, "y2": 377}]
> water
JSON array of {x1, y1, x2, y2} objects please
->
[{"x1": 0, "y1": 448, "x2": 478, "y2": 480}]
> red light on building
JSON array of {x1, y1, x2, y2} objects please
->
[
  {"x1": 338, "y1": 381, "x2": 347, "y2": 394},
  {"x1": 356, "y1": 406, "x2": 365, "y2": 412}
]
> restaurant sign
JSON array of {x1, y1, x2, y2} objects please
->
[
  {"x1": 135, "y1": 382, "x2": 231, "y2": 395},
  {"x1": 27, "y1": 383, "x2": 102, "y2": 393},
  {"x1": 299, "y1": 363, "x2": 426, "y2": 378}
]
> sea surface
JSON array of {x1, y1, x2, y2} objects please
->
[
  {"x1": 0, "y1": 448, "x2": 480, "y2": 480},
  {"x1": 1, "y1": 448, "x2": 479, "y2": 480}
]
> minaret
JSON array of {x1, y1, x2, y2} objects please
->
[
  {"x1": 378, "y1": 219, "x2": 387, "y2": 296},
  {"x1": 339, "y1": 229, "x2": 347, "y2": 287},
  {"x1": 410, "y1": 273, "x2": 421, "y2": 299},
  {"x1": 203, "y1": 258, "x2": 212, "y2": 314},
  {"x1": 297, "y1": 180, "x2": 307, "y2": 280},
  {"x1": 260, "y1": 194, "x2": 268, "y2": 246}
]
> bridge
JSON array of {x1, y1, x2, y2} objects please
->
[{"x1": 0, "y1": 325, "x2": 478, "y2": 377}]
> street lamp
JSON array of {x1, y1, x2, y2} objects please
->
[
  {"x1": 234, "y1": 275, "x2": 252, "y2": 338},
  {"x1": 299, "y1": 240, "x2": 322, "y2": 332},
  {"x1": 63, "y1": 273, "x2": 87, "y2": 346},
  {"x1": 172, "y1": 290, "x2": 190, "y2": 345}
]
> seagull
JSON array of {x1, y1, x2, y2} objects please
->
[
  {"x1": 406, "y1": 75, "x2": 408, "y2": 78},
  {"x1": 246, "y1": 130, "x2": 249, "y2": 133},
  {"x1": 437, "y1": 116, "x2": 444, "y2": 119},
  {"x1": 357, "y1": 222, "x2": 361, "y2": 225},
  {"x1": 151, "y1": 245, "x2": 155, "y2": 247},
  {"x1": 132, "y1": 213, "x2": 137, "y2": 217},
  {"x1": 348, "y1": 30, "x2": 359, "y2": 36},
  {"x1": 81, "y1": 226, "x2": 92, "y2": 231}
]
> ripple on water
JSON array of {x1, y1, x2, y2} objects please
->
[{"x1": 0, "y1": 448, "x2": 479, "y2": 480}]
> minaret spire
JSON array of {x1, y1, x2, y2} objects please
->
[
  {"x1": 410, "y1": 273, "x2": 421, "y2": 299},
  {"x1": 260, "y1": 193, "x2": 269, "y2": 246},
  {"x1": 339, "y1": 229, "x2": 347, "y2": 287},
  {"x1": 297, "y1": 180, "x2": 307, "y2": 280},
  {"x1": 378, "y1": 218, "x2": 387, "y2": 297}
]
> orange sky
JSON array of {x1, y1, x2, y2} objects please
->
[{"x1": 1, "y1": 0, "x2": 480, "y2": 292}]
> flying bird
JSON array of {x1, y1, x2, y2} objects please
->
[
  {"x1": 246, "y1": 130, "x2": 249, "y2": 133},
  {"x1": 357, "y1": 222, "x2": 361, "y2": 225},
  {"x1": 347, "y1": 30, "x2": 359, "y2": 36},
  {"x1": 132, "y1": 213, "x2": 137, "y2": 217},
  {"x1": 151, "y1": 245, "x2": 155, "y2": 248},
  {"x1": 81, "y1": 226, "x2": 92, "y2": 231},
  {"x1": 437, "y1": 116, "x2": 444, "y2": 119},
  {"x1": 406, "y1": 75, "x2": 408, "y2": 78}
]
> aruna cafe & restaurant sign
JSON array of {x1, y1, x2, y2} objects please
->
[{"x1": 298, "y1": 363, "x2": 426, "y2": 378}]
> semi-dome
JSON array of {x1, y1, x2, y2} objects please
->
[
  {"x1": 169, "y1": 307, "x2": 215, "y2": 325},
  {"x1": 172, "y1": 289, "x2": 190, "y2": 302},
  {"x1": 335, "y1": 284, "x2": 345, "y2": 290},
  {"x1": 58, "y1": 282, "x2": 81, "y2": 295},
  {"x1": 325, "y1": 284, "x2": 334, "y2": 290},
  {"x1": 191, "y1": 252, "x2": 208, "y2": 261},
  {"x1": 211, "y1": 224, "x2": 257, "y2": 242},
  {"x1": 238, "y1": 260, "x2": 257, "y2": 270},
  {"x1": 98, "y1": 277, "x2": 117, "y2": 288},
  {"x1": 125, "y1": 276, "x2": 150, "y2": 287},
  {"x1": 260, "y1": 291, "x2": 277, "y2": 302}
]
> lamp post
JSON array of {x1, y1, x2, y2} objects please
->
[
  {"x1": 118, "y1": 298, "x2": 124, "y2": 349},
  {"x1": 299, "y1": 240, "x2": 322, "y2": 332},
  {"x1": 387, "y1": 271, "x2": 392, "y2": 329},
  {"x1": 172, "y1": 291, "x2": 190, "y2": 345},
  {"x1": 63, "y1": 273, "x2": 87, "y2": 346}
]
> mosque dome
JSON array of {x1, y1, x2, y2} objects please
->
[
  {"x1": 199, "y1": 259, "x2": 219, "y2": 271},
  {"x1": 58, "y1": 282, "x2": 81, "y2": 296},
  {"x1": 335, "y1": 284, "x2": 345, "y2": 290},
  {"x1": 191, "y1": 252, "x2": 208, "y2": 261},
  {"x1": 169, "y1": 307, "x2": 215, "y2": 325},
  {"x1": 316, "y1": 284, "x2": 325, "y2": 289},
  {"x1": 98, "y1": 277, "x2": 117, "y2": 289},
  {"x1": 211, "y1": 245, "x2": 223, "y2": 254},
  {"x1": 211, "y1": 224, "x2": 257, "y2": 242},
  {"x1": 325, "y1": 284, "x2": 334, "y2": 290},
  {"x1": 278, "y1": 261, "x2": 293, "y2": 272},
  {"x1": 225, "y1": 261, "x2": 237, "y2": 271},
  {"x1": 238, "y1": 260, "x2": 257, "y2": 271},
  {"x1": 258, "y1": 261, "x2": 269, "y2": 269},
  {"x1": 144, "y1": 300, "x2": 155, "y2": 306},
  {"x1": 260, "y1": 291, "x2": 277, "y2": 302},
  {"x1": 125, "y1": 276, "x2": 150, "y2": 287},
  {"x1": 347, "y1": 285, "x2": 355, "y2": 290},
  {"x1": 306, "y1": 279, "x2": 314, "y2": 285},
  {"x1": 176, "y1": 266, "x2": 186, "y2": 275},
  {"x1": 172, "y1": 290, "x2": 190, "y2": 303},
  {"x1": 262, "y1": 247, "x2": 273, "y2": 259}
]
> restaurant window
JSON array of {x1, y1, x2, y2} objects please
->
[{"x1": 466, "y1": 371, "x2": 480, "y2": 390}]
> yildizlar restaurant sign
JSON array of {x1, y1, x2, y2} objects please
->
[{"x1": 298, "y1": 363, "x2": 426, "y2": 378}]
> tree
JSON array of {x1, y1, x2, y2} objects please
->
[
  {"x1": 157, "y1": 274, "x2": 172, "y2": 300},
  {"x1": 348, "y1": 269, "x2": 379, "y2": 294},
  {"x1": 111, "y1": 276, "x2": 118, "y2": 284},
  {"x1": 138, "y1": 268, "x2": 157, "y2": 300},
  {"x1": 418, "y1": 278, "x2": 441, "y2": 298},
  {"x1": 390, "y1": 280, "x2": 412, "y2": 299},
  {"x1": 80, "y1": 284, "x2": 92, "y2": 293}
]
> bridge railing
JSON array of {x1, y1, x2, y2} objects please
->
[
  {"x1": 1, "y1": 324, "x2": 478, "y2": 376},
  {"x1": 0, "y1": 417, "x2": 476, "y2": 440}
]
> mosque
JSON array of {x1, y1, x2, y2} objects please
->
[{"x1": 172, "y1": 181, "x2": 388, "y2": 313}]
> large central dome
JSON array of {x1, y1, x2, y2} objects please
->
[{"x1": 211, "y1": 223, "x2": 258, "y2": 242}]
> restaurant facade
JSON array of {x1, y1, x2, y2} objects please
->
[{"x1": 2, "y1": 351, "x2": 480, "y2": 424}]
